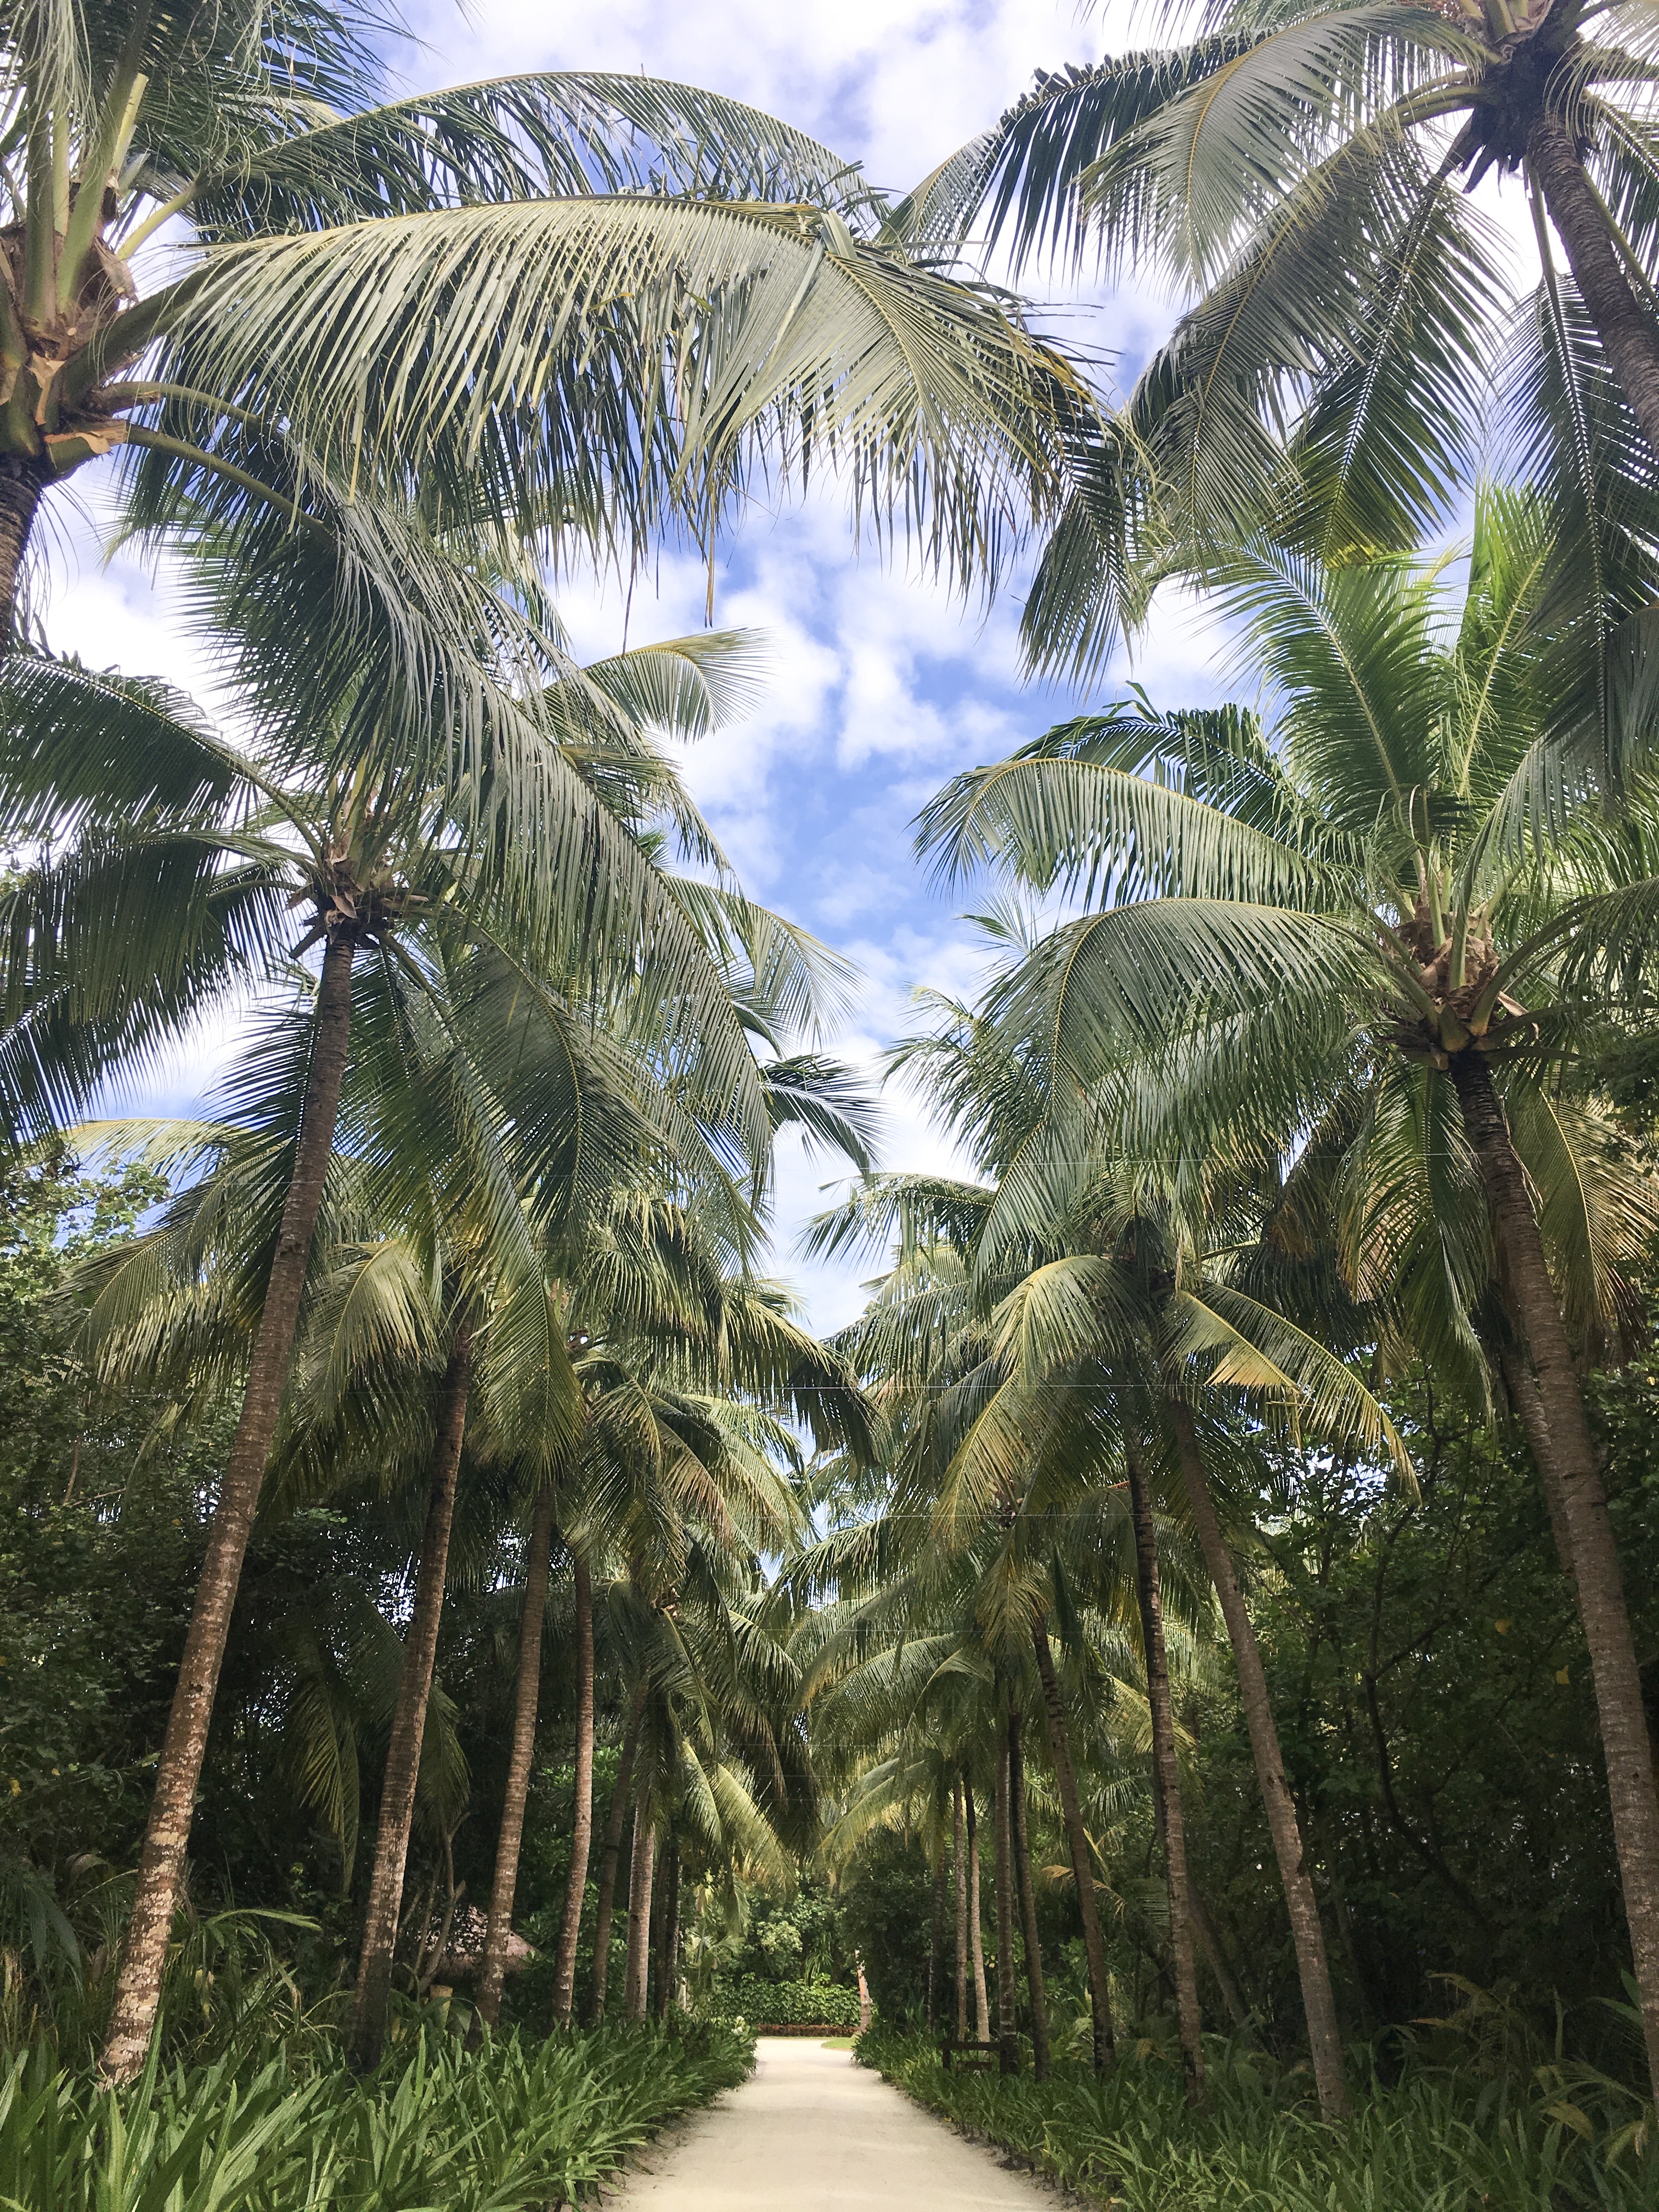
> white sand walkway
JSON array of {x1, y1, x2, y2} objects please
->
[{"x1": 606, "y1": 2035, "x2": 1056, "y2": 2210}]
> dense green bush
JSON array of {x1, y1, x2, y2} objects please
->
[
  {"x1": 705, "y1": 1977, "x2": 860, "y2": 2027},
  {"x1": 837, "y1": 1832, "x2": 935, "y2": 2025},
  {"x1": 858, "y1": 2025, "x2": 1659, "y2": 2211},
  {"x1": 0, "y1": 2019, "x2": 754, "y2": 2212}
]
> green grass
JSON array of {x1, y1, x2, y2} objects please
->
[
  {"x1": 821, "y1": 2036, "x2": 855, "y2": 2050},
  {"x1": 0, "y1": 2018, "x2": 754, "y2": 2212},
  {"x1": 857, "y1": 2026, "x2": 1659, "y2": 2211}
]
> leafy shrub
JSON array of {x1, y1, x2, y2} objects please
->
[
  {"x1": 857, "y1": 2027, "x2": 1659, "y2": 2211},
  {"x1": 705, "y1": 1976, "x2": 860, "y2": 2027},
  {"x1": 0, "y1": 2018, "x2": 754, "y2": 2212}
]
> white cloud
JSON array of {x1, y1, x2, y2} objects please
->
[
  {"x1": 34, "y1": 0, "x2": 1218, "y2": 1335},
  {"x1": 401, "y1": 0, "x2": 1116, "y2": 198}
]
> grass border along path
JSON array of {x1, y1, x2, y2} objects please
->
[
  {"x1": 0, "y1": 2019, "x2": 754, "y2": 2212},
  {"x1": 855, "y1": 2026, "x2": 1659, "y2": 2211}
]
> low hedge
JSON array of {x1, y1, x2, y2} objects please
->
[{"x1": 704, "y1": 1978, "x2": 861, "y2": 2029}]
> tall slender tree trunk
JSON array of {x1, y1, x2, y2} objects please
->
[
  {"x1": 0, "y1": 462, "x2": 46, "y2": 652},
  {"x1": 623, "y1": 1796, "x2": 656, "y2": 2022},
  {"x1": 654, "y1": 1834, "x2": 679, "y2": 2023},
  {"x1": 1451, "y1": 1047, "x2": 1659, "y2": 2101},
  {"x1": 994, "y1": 1715, "x2": 1019, "y2": 2075},
  {"x1": 966, "y1": 1787, "x2": 989, "y2": 2043},
  {"x1": 472, "y1": 1483, "x2": 559, "y2": 2037},
  {"x1": 1498, "y1": 1341, "x2": 1577, "y2": 1581},
  {"x1": 100, "y1": 930, "x2": 357, "y2": 2085},
  {"x1": 953, "y1": 1778, "x2": 969, "y2": 2042},
  {"x1": 1031, "y1": 1613, "x2": 1115, "y2": 2073},
  {"x1": 550, "y1": 1549, "x2": 596, "y2": 2029},
  {"x1": 1167, "y1": 1402, "x2": 1346, "y2": 2118},
  {"x1": 1125, "y1": 1434, "x2": 1204, "y2": 2105},
  {"x1": 1189, "y1": 1886, "x2": 1251, "y2": 2032},
  {"x1": 1009, "y1": 1709, "x2": 1051, "y2": 2082},
  {"x1": 1528, "y1": 117, "x2": 1659, "y2": 459},
  {"x1": 348, "y1": 1318, "x2": 473, "y2": 2072},
  {"x1": 586, "y1": 1689, "x2": 645, "y2": 2025},
  {"x1": 928, "y1": 1836, "x2": 947, "y2": 2031}
]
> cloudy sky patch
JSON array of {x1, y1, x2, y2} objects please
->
[{"x1": 48, "y1": 0, "x2": 1255, "y2": 1332}]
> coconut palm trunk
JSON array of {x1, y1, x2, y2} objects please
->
[
  {"x1": 348, "y1": 1318, "x2": 474, "y2": 2072},
  {"x1": 99, "y1": 929, "x2": 358, "y2": 2085},
  {"x1": 966, "y1": 1786, "x2": 990, "y2": 2042},
  {"x1": 953, "y1": 1778, "x2": 969, "y2": 2041},
  {"x1": 586, "y1": 1689, "x2": 646, "y2": 2024},
  {"x1": 1451, "y1": 1047, "x2": 1659, "y2": 2100},
  {"x1": 993, "y1": 1716, "x2": 1019, "y2": 2075},
  {"x1": 623, "y1": 1796, "x2": 656, "y2": 2022},
  {"x1": 1124, "y1": 1434, "x2": 1204, "y2": 2105},
  {"x1": 654, "y1": 1833, "x2": 679, "y2": 2023},
  {"x1": 928, "y1": 1833, "x2": 947, "y2": 2030},
  {"x1": 0, "y1": 468, "x2": 46, "y2": 651},
  {"x1": 1166, "y1": 1401, "x2": 1346, "y2": 2118},
  {"x1": 1031, "y1": 1612, "x2": 1115, "y2": 2072},
  {"x1": 1009, "y1": 1708, "x2": 1051, "y2": 2082},
  {"x1": 472, "y1": 1482, "x2": 559, "y2": 2036},
  {"x1": 1526, "y1": 119, "x2": 1659, "y2": 460},
  {"x1": 550, "y1": 1548, "x2": 596, "y2": 2028},
  {"x1": 1497, "y1": 1342, "x2": 1577, "y2": 1581}
]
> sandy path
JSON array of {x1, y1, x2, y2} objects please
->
[{"x1": 605, "y1": 2035, "x2": 1056, "y2": 2210}]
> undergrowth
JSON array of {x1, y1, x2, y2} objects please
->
[
  {"x1": 857, "y1": 2025, "x2": 1659, "y2": 2211},
  {"x1": 0, "y1": 2017, "x2": 754, "y2": 2212}
]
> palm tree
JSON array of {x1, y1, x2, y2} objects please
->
[
  {"x1": 905, "y1": 0, "x2": 1659, "y2": 676},
  {"x1": 0, "y1": 0, "x2": 1087, "y2": 650},
  {"x1": 913, "y1": 487, "x2": 1659, "y2": 2095},
  {"x1": 795, "y1": 1207, "x2": 1124, "y2": 2076},
  {"x1": 39, "y1": 613, "x2": 806, "y2": 2080},
  {"x1": 467, "y1": 1150, "x2": 877, "y2": 2039},
  {"x1": 942, "y1": 0, "x2": 1654, "y2": 571},
  {"x1": 586, "y1": 1684, "x2": 647, "y2": 2025},
  {"x1": 346, "y1": 1297, "x2": 482, "y2": 2068},
  {"x1": 808, "y1": 1039, "x2": 1401, "y2": 2118},
  {"x1": 474, "y1": 1480, "x2": 565, "y2": 2037},
  {"x1": 1006, "y1": 1702, "x2": 1051, "y2": 2080}
]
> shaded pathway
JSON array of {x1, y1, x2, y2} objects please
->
[{"x1": 607, "y1": 2035, "x2": 1055, "y2": 2210}]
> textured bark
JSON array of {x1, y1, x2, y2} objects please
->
[
  {"x1": 966, "y1": 1786, "x2": 989, "y2": 2044},
  {"x1": 1498, "y1": 1341, "x2": 1577, "y2": 1584},
  {"x1": 0, "y1": 464, "x2": 44, "y2": 653},
  {"x1": 1125, "y1": 1435, "x2": 1205, "y2": 2104},
  {"x1": 1169, "y1": 1401, "x2": 1346, "y2": 2116},
  {"x1": 473, "y1": 1483, "x2": 559, "y2": 2036},
  {"x1": 100, "y1": 930, "x2": 357, "y2": 2085},
  {"x1": 1451, "y1": 1047, "x2": 1659, "y2": 2102},
  {"x1": 953, "y1": 1779, "x2": 969, "y2": 2041},
  {"x1": 994, "y1": 1722, "x2": 1019, "y2": 2075},
  {"x1": 1009, "y1": 1709, "x2": 1051, "y2": 2081},
  {"x1": 550, "y1": 1549, "x2": 595, "y2": 2028},
  {"x1": 1189, "y1": 1887, "x2": 1251, "y2": 2032},
  {"x1": 927, "y1": 1838, "x2": 947, "y2": 2030},
  {"x1": 623, "y1": 1798, "x2": 656, "y2": 2022},
  {"x1": 1530, "y1": 116, "x2": 1659, "y2": 461},
  {"x1": 1031, "y1": 1613, "x2": 1115, "y2": 2072},
  {"x1": 654, "y1": 1834, "x2": 680, "y2": 2022},
  {"x1": 586, "y1": 1690, "x2": 645, "y2": 2024},
  {"x1": 348, "y1": 1319, "x2": 473, "y2": 2072}
]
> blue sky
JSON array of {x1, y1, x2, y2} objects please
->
[{"x1": 42, "y1": 0, "x2": 1526, "y2": 1331}]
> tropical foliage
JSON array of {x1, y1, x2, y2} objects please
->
[
  {"x1": 13, "y1": 0, "x2": 1659, "y2": 2197},
  {"x1": 860, "y1": 2024, "x2": 1659, "y2": 2212},
  {"x1": 0, "y1": 2021, "x2": 754, "y2": 2212}
]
